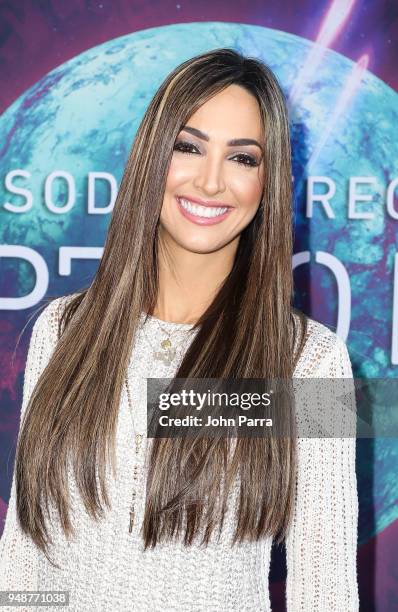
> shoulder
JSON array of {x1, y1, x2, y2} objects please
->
[
  {"x1": 292, "y1": 312, "x2": 352, "y2": 377},
  {"x1": 30, "y1": 292, "x2": 80, "y2": 345},
  {"x1": 21, "y1": 293, "x2": 81, "y2": 418}
]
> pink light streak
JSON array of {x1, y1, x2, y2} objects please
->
[
  {"x1": 289, "y1": 0, "x2": 357, "y2": 106},
  {"x1": 317, "y1": 0, "x2": 356, "y2": 48},
  {"x1": 308, "y1": 54, "x2": 369, "y2": 170}
]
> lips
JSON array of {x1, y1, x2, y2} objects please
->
[
  {"x1": 175, "y1": 196, "x2": 233, "y2": 226},
  {"x1": 177, "y1": 195, "x2": 233, "y2": 209}
]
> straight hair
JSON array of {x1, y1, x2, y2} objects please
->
[{"x1": 16, "y1": 48, "x2": 308, "y2": 565}]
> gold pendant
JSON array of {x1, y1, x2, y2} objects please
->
[
  {"x1": 135, "y1": 433, "x2": 144, "y2": 451},
  {"x1": 153, "y1": 346, "x2": 176, "y2": 365}
]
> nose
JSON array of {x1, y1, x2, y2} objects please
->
[{"x1": 192, "y1": 151, "x2": 226, "y2": 196}]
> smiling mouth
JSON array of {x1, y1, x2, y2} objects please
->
[{"x1": 177, "y1": 197, "x2": 231, "y2": 218}]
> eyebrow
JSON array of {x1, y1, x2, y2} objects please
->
[{"x1": 180, "y1": 125, "x2": 264, "y2": 152}]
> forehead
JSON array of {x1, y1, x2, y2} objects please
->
[{"x1": 186, "y1": 84, "x2": 263, "y2": 139}]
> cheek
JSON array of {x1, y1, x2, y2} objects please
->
[
  {"x1": 231, "y1": 172, "x2": 264, "y2": 209},
  {"x1": 164, "y1": 158, "x2": 193, "y2": 192}
]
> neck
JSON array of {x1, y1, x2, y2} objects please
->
[{"x1": 153, "y1": 232, "x2": 239, "y2": 324}]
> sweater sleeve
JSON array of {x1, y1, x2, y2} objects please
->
[
  {"x1": 0, "y1": 298, "x2": 62, "y2": 593},
  {"x1": 285, "y1": 333, "x2": 359, "y2": 611}
]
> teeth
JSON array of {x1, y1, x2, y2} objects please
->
[{"x1": 179, "y1": 198, "x2": 229, "y2": 218}]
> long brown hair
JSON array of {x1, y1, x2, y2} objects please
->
[{"x1": 16, "y1": 48, "x2": 308, "y2": 564}]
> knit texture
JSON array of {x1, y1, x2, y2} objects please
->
[{"x1": 0, "y1": 295, "x2": 359, "y2": 611}]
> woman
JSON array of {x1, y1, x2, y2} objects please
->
[{"x1": 0, "y1": 48, "x2": 359, "y2": 610}]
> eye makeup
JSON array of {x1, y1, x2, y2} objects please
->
[{"x1": 173, "y1": 139, "x2": 261, "y2": 168}]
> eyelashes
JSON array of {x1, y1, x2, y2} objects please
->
[{"x1": 173, "y1": 140, "x2": 260, "y2": 168}]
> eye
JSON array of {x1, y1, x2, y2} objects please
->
[
  {"x1": 231, "y1": 153, "x2": 260, "y2": 168},
  {"x1": 173, "y1": 140, "x2": 260, "y2": 168},
  {"x1": 173, "y1": 140, "x2": 200, "y2": 155}
]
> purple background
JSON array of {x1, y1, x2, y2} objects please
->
[{"x1": 0, "y1": 0, "x2": 397, "y2": 116}]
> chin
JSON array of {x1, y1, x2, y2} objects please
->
[
  {"x1": 159, "y1": 223, "x2": 230, "y2": 254},
  {"x1": 182, "y1": 242, "x2": 223, "y2": 255},
  {"x1": 176, "y1": 236, "x2": 226, "y2": 254}
]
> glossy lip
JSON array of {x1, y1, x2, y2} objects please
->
[
  {"x1": 177, "y1": 194, "x2": 234, "y2": 208},
  {"x1": 176, "y1": 196, "x2": 233, "y2": 226}
]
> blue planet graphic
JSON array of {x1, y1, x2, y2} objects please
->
[{"x1": 0, "y1": 22, "x2": 397, "y2": 547}]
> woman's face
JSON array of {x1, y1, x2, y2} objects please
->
[{"x1": 159, "y1": 84, "x2": 265, "y2": 255}]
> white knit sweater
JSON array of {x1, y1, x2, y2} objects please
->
[{"x1": 0, "y1": 295, "x2": 359, "y2": 611}]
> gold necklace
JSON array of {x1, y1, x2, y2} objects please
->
[
  {"x1": 124, "y1": 374, "x2": 144, "y2": 534},
  {"x1": 124, "y1": 319, "x2": 196, "y2": 532},
  {"x1": 142, "y1": 317, "x2": 194, "y2": 366}
]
